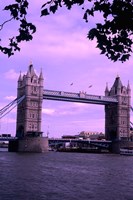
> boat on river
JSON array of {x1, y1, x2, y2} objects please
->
[
  {"x1": 57, "y1": 147, "x2": 109, "y2": 153},
  {"x1": 120, "y1": 148, "x2": 133, "y2": 156}
]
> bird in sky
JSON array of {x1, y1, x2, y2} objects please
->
[
  {"x1": 70, "y1": 83, "x2": 73, "y2": 86},
  {"x1": 88, "y1": 85, "x2": 92, "y2": 88}
]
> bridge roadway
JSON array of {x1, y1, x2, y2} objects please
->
[
  {"x1": 49, "y1": 138, "x2": 112, "y2": 149},
  {"x1": 43, "y1": 89, "x2": 118, "y2": 105}
]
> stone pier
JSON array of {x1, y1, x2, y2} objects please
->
[{"x1": 9, "y1": 136, "x2": 48, "y2": 153}]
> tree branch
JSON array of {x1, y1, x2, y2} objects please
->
[{"x1": 0, "y1": 17, "x2": 14, "y2": 31}]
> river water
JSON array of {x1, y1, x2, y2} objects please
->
[{"x1": 0, "y1": 150, "x2": 133, "y2": 200}]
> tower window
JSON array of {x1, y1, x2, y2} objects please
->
[{"x1": 34, "y1": 86, "x2": 37, "y2": 92}]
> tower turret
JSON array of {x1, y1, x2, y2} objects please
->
[
  {"x1": 110, "y1": 75, "x2": 122, "y2": 96},
  {"x1": 29, "y1": 63, "x2": 36, "y2": 76},
  {"x1": 26, "y1": 64, "x2": 31, "y2": 85},
  {"x1": 39, "y1": 68, "x2": 44, "y2": 86},
  {"x1": 18, "y1": 71, "x2": 22, "y2": 87},
  {"x1": 105, "y1": 82, "x2": 109, "y2": 96},
  {"x1": 127, "y1": 81, "x2": 131, "y2": 96}
]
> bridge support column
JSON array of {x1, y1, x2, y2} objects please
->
[
  {"x1": 8, "y1": 140, "x2": 19, "y2": 152},
  {"x1": 109, "y1": 141, "x2": 120, "y2": 154},
  {"x1": 18, "y1": 137, "x2": 48, "y2": 152}
]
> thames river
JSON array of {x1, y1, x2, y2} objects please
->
[{"x1": 0, "y1": 150, "x2": 133, "y2": 200}]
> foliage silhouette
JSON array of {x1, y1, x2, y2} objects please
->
[{"x1": 0, "y1": 0, "x2": 133, "y2": 62}]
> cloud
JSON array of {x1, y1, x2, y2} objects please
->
[
  {"x1": 16, "y1": 6, "x2": 99, "y2": 61},
  {"x1": 72, "y1": 118, "x2": 105, "y2": 129},
  {"x1": 42, "y1": 108, "x2": 55, "y2": 115},
  {"x1": 4, "y1": 96, "x2": 16, "y2": 101},
  {"x1": 42, "y1": 101, "x2": 103, "y2": 118},
  {"x1": 3, "y1": 68, "x2": 45, "y2": 83},
  {"x1": 4, "y1": 69, "x2": 19, "y2": 80},
  {"x1": 73, "y1": 102, "x2": 96, "y2": 108},
  {"x1": 19, "y1": 31, "x2": 98, "y2": 61},
  {"x1": 0, "y1": 117, "x2": 16, "y2": 123},
  {"x1": 57, "y1": 110, "x2": 76, "y2": 116}
]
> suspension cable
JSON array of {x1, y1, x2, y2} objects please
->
[{"x1": 0, "y1": 95, "x2": 25, "y2": 119}]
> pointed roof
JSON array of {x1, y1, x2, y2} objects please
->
[
  {"x1": 39, "y1": 68, "x2": 44, "y2": 80},
  {"x1": 112, "y1": 75, "x2": 123, "y2": 89},
  {"x1": 18, "y1": 71, "x2": 22, "y2": 82},
  {"x1": 26, "y1": 67, "x2": 31, "y2": 78},
  {"x1": 105, "y1": 82, "x2": 109, "y2": 92},
  {"x1": 27, "y1": 64, "x2": 36, "y2": 77},
  {"x1": 127, "y1": 80, "x2": 131, "y2": 90},
  {"x1": 30, "y1": 64, "x2": 36, "y2": 76}
]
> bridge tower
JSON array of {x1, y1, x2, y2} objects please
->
[
  {"x1": 16, "y1": 64, "x2": 44, "y2": 137},
  {"x1": 105, "y1": 76, "x2": 131, "y2": 141},
  {"x1": 9, "y1": 64, "x2": 48, "y2": 152}
]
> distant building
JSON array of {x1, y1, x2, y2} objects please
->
[
  {"x1": 61, "y1": 131, "x2": 105, "y2": 140},
  {"x1": 79, "y1": 131, "x2": 105, "y2": 140}
]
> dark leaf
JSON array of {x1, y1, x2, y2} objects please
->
[
  {"x1": 41, "y1": 1, "x2": 52, "y2": 8},
  {"x1": 50, "y1": 5, "x2": 58, "y2": 14},
  {"x1": 87, "y1": 9, "x2": 94, "y2": 16},
  {"x1": 88, "y1": 28, "x2": 98, "y2": 40},
  {"x1": 41, "y1": 9, "x2": 49, "y2": 16},
  {"x1": 15, "y1": 0, "x2": 21, "y2": 2},
  {"x1": 83, "y1": 12, "x2": 88, "y2": 22},
  {"x1": 29, "y1": 24, "x2": 36, "y2": 34},
  {"x1": 121, "y1": 54, "x2": 130, "y2": 62}
]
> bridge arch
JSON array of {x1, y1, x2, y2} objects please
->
[{"x1": 16, "y1": 125, "x2": 24, "y2": 138}]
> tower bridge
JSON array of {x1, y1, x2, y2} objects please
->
[{"x1": 1, "y1": 63, "x2": 131, "y2": 153}]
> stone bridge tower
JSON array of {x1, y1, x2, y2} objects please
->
[
  {"x1": 105, "y1": 76, "x2": 131, "y2": 141},
  {"x1": 16, "y1": 64, "x2": 44, "y2": 138}
]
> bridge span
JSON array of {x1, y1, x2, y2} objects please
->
[{"x1": 43, "y1": 89, "x2": 118, "y2": 105}]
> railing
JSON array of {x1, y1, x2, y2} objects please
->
[{"x1": 49, "y1": 138, "x2": 112, "y2": 143}]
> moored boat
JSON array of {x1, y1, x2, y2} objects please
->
[{"x1": 120, "y1": 148, "x2": 133, "y2": 156}]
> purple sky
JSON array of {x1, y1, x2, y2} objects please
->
[{"x1": 0, "y1": 1, "x2": 133, "y2": 137}]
